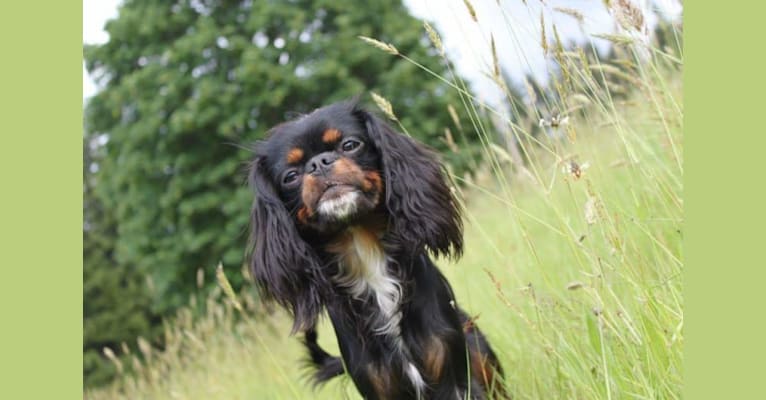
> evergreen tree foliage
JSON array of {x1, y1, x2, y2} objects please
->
[{"x1": 84, "y1": 137, "x2": 161, "y2": 387}]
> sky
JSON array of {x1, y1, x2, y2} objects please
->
[
  {"x1": 83, "y1": 0, "x2": 120, "y2": 100},
  {"x1": 82, "y1": 0, "x2": 681, "y2": 104}
]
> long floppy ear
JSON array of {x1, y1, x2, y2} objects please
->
[
  {"x1": 248, "y1": 155, "x2": 326, "y2": 333},
  {"x1": 354, "y1": 106, "x2": 463, "y2": 259}
]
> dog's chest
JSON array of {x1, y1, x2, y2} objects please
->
[
  {"x1": 331, "y1": 228, "x2": 428, "y2": 395},
  {"x1": 332, "y1": 228, "x2": 402, "y2": 336}
]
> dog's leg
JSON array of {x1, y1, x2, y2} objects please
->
[
  {"x1": 459, "y1": 310, "x2": 510, "y2": 399},
  {"x1": 303, "y1": 328, "x2": 345, "y2": 384}
]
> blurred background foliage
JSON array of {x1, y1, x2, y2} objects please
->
[{"x1": 83, "y1": 0, "x2": 486, "y2": 387}]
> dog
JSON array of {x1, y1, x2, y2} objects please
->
[{"x1": 248, "y1": 100, "x2": 506, "y2": 399}]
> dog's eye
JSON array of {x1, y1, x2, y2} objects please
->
[
  {"x1": 341, "y1": 138, "x2": 362, "y2": 153},
  {"x1": 282, "y1": 170, "x2": 300, "y2": 185}
]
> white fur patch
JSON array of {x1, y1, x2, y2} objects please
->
[
  {"x1": 317, "y1": 191, "x2": 359, "y2": 219},
  {"x1": 334, "y1": 228, "x2": 429, "y2": 394},
  {"x1": 407, "y1": 362, "x2": 427, "y2": 397},
  {"x1": 334, "y1": 228, "x2": 402, "y2": 336}
]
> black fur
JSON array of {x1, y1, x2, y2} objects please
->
[
  {"x1": 249, "y1": 100, "x2": 506, "y2": 399},
  {"x1": 303, "y1": 328, "x2": 344, "y2": 383},
  {"x1": 249, "y1": 155, "x2": 328, "y2": 333},
  {"x1": 354, "y1": 108, "x2": 463, "y2": 259}
]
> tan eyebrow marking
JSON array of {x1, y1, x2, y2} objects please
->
[
  {"x1": 286, "y1": 148, "x2": 304, "y2": 164},
  {"x1": 322, "y1": 128, "x2": 342, "y2": 144}
]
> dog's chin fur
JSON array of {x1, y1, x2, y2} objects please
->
[
  {"x1": 317, "y1": 190, "x2": 360, "y2": 220},
  {"x1": 302, "y1": 191, "x2": 381, "y2": 237},
  {"x1": 249, "y1": 100, "x2": 507, "y2": 399}
]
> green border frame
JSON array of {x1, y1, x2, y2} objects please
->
[
  {"x1": 1, "y1": 1, "x2": 764, "y2": 398},
  {"x1": 0, "y1": 1, "x2": 82, "y2": 398},
  {"x1": 684, "y1": 1, "x2": 766, "y2": 399}
]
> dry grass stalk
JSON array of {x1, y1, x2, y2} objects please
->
[
  {"x1": 584, "y1": 196, "x2": 598, "y2": 225},
  {"x1": 592, "y1": 33, "x2": 635, "y2": 46},
  {"x1": 370, "y1": 92, "x2": 398, "y2": 121},
  {"x1": 137, "y1": 336, "x2": 152, "y2": 360},
  {"x1": 131, "y1": 356, "x2": 143, "y2": 374},
  {"x1": 591, "y1": 63, "x2": 643, "y2": 88},
  {"x1": 423, "y1": 21, "x2": 444, "y2": 56},
  {"x1": 358, "y1": 36, "x2": 399, "y2": 55},
  {"x1": 490, "y1": 34, "x2": 501, "y2": 79},
  {"x1": 485, "y1": 70, "x2": 509, "y2": 94},
  {"x1": 551, "y1": 25, "x2": 571, "y2": 88},
  {"x1": 560, "y1": 50, "x2": 583, "y2": 60},
  {"x1": 447, "y1": 104, "x2": 462, "y2": 131},
  {"x1": 483, "y1": 268, "x2": 513, "y2": 309},
  {"x1": 540, "y1": 11, "x2": 548, "y2": 56},
  {"x1": 215, "y1": 263, "x2": 243, "y2": 312},
  {"x1": 182, "y1": 330, "x2": 207, "y2": 350},
  {"x1": 444, "y1": 128, "x2": 459, "y2": 153},
  {"x1": 589, "y1": 63, "x2": 623, "y2": 76},
  {"x1": 554, "y1": 7, "x2": 584, "y2": 24},
  {"x1": 523, "y1": 77, "x2": 537, "y2": 106},
  {"x1": 489, "y1": 143, "x2": 515, "y2": 166},
  {"x1": 611, "y1": 0, "x2": 646, "y2": 33},
  {"x1": 102, "y1": 347, "x2": 124, "y2": 374},
  {"x1": 569, "y1": 93, "x2": 591, "y2": 106},
  {"x1": 196, "y1": 268, "x2": 204, "y2": 289},
  {"x1": 576, "y1": 47, "x2": 593, "y2": 80},
  {"x1": 240, "y1": 263, "x2": 252, "y2": 283},
  {"x1": 462, "y1": 0, "x2": 478, "y2": 22}
]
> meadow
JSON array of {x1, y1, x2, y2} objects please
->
[
  {"x1": 87, "y1": 3, "x2": 683, "y2": 398},
  {"x1": 87, "y1": 76, "x2": 682, "y2": 399}
]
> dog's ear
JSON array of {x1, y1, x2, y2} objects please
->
[
  {"x1": 353, "y1": 105, "x2": 463, "y2": 259},
  {"x1": 249, "y1": 154, "x2": 325, "y2": 333}
]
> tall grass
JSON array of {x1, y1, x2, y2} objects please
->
[{"x1": 86, "y1": 2, "x2": 682, "y2": 399}]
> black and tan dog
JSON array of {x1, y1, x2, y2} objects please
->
[{"x1": 248, "y1": 100, "x2": 506, "y2": 399}]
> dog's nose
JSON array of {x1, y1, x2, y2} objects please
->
[{"x1": 307, "y1": 152, "x2": 338, "y2": 175}]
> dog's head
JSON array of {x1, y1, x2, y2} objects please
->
[{"x1": 249, "y1": 100, "x2": 462, "y2": 331}]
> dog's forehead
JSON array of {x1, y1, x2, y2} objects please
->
[{"x1": 265, "y1": 107, "x2": 366, "y2": 164}]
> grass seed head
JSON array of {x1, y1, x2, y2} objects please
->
[
  {"x1": 423, "y1": 21, "x2": 444, "y2": 56},
  {"x1": 137, "y1": 336, "x2": 152, "y2": 359},
  {"x1": 358, "y1": 36, "x2": 399, "y2": 55},
  {"x1": 370, "y1": 92, "x2": 398, "y2": 121},
  {"x1": 447, "y1": 104, "x2": 462, "y2": 131},
  {"x1": 554, "y1": 7, "x2": 585, "y2": 25},
  {"x1": 611, "y1": 0, "x2": 646, "y2": 33},
  {"x1": 215, "y1": 263, "x2": 243, "y2": 312},
  {"x1": 462, "y1": 0, "x2": 478, "y2": 22},
  {"x1": 102, "y1": 347, "x2": 124, "y2": 374},
  {"x1": 592, "y1": 33, "x2": 635, "y2": 46}
]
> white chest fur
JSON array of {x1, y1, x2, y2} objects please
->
[
  {"x1": 333, "y1": 227, "x2": 402, "y2": 336},
  {"x1": 332, "y1": 228, "x2": 426, "y2": 395}
]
